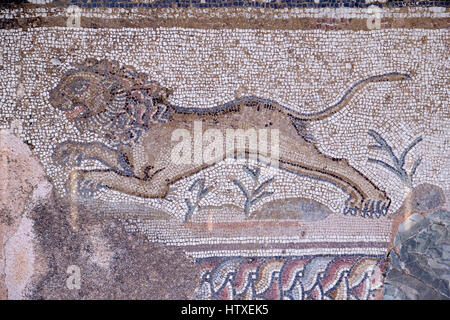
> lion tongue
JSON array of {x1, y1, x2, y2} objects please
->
[{"x1": 65, "y1": 105, "x2": 85, "y2": 121}]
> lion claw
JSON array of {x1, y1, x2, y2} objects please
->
[
  {"x1": 53, "y1": 142, "x2": 83, "y2": 167},
  {"x1": 343, "y1": 196, "x2": 390, "y2": 218},
  {"x1": 76, "y1": 179, "x2": 107, "y2": 198}
]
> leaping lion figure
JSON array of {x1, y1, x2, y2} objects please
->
[{"x1": 49, "y1": 58, "x2": 411, "y2": 217}]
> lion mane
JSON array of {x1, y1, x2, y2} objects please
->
[{"x1": 49, "y1": 58, "x2": 173, "y2": 146}]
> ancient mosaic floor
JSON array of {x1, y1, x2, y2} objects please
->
[{"x1": 0, "y1": 0, "x2": 448, "y2": 300}]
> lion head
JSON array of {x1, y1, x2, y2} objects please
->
[{"x1": 49, "y1": 58, "x2": 173, "y2": 145}]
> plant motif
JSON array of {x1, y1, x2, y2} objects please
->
[
  {"x1": 367, "y1": 129, "x2": 422, "y2": 188},
  {"x1": 232, "y1": 166, "x2": 275, "y2": 216},
  {"x1": 184, "y1": 178, "x2": 213, "y2": 222}
]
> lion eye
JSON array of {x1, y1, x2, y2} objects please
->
[{"x1": 71, "y1": 79, "x2": 90, "y2": 94}]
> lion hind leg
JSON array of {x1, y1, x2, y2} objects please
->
[
  {"x1": 291, "y1": 118, "x2": 315, "y2": 143},
  {"x1": 278, "y1": 158, "x2": 390, "y2": 218},
  {"x1": 277, "y1": 130, "x2": 390, "y2": 217}
]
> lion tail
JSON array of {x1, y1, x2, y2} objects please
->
[{"x1": 290, "y1": 72, "x2": 411, "y2": 122}]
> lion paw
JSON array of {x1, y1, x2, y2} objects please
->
[
  {"x1": 65, "y1": 171, "x2": 108, "y2": 198},
  {"x1": 76, "y1": 179, "x2": 107, "y2": 198},
  {"x1": 53, "y1": 142, "x2": 84, "y2": 167},
  {"x1": 343, "y1": 195, "x2": 390, "y2": 218},
  {"x1": 343, "y1": 195, "x2": 360, "y2": 216},
  {"x1": 361, "y1": 198, "x2": 390, "y2": 218}
]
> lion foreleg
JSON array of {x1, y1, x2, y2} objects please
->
[
  {"x1": 53, "y1": 141, "x2": 134, "y2": 175},
  {"x1": 71, "y1": 169, "x2": 169, "y2": 199}
]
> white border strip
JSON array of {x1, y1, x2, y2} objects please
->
[
  {"x1": 187, "y1": 247, "x2": 388, "y2": 258},
  {"x1": 0, "y1": 6, "x2": 448, "y2": 20}
]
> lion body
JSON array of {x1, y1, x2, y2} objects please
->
[{"x1": 49, "y1": 59, "x2": 411, "y2": 217}]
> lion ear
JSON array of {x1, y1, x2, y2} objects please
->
[
  {"x1": 95, "y1": 59, "x2": 113, "y2": 74},
  {"x1": 108, "y1": 60, "x2": 121, "y2": 74},
  {"x1": 162, "y1": 87, "x2": 173, "y2": 99},
  {"x1": 135, "y1": 72, "x2": 148, "y2": 85},
  {"x1": 94, "y1": 59, "x2": 121, "y2": 75},
  {"x1": 155, "y1": 86, "x2": 172, "y2": 102},
  {"x1": 80, "y1": 58, "x2": 99, "y2": 68}
]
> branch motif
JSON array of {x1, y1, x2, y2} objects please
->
[
  {"x1": 233, "y1": 166, "x2": 274, "y2": 216},
  {"x1": 184, "y1": 178, "x2": 212, "y2": 222},
  {"x1": 367, "y1": 129, "x2": 422, "y2": 188}
]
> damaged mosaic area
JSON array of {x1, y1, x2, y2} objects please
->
[{"x1": 0, "y1": 1, "x2": 448, "y2": 300}]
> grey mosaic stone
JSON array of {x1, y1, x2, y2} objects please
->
[
  {"x1": 428, "y1": 209, "x2": 450, "y2": 226},
  {"x1": 394, "y1": 213, "x2": 430, "y2": 248},
  {"x1": 385, "y1": 208, "x2": 450, "y2": 300},
  {"x1": 411, "y1": 184, "x2": 445, "y2": 213},
  {"x1": 384, "y1": 268, "x2": 447, "y2": 300},
  {"x1": 295, "y1": 199, "x2": 332, "y2": 221},
  {"x1": 388, "y1": 251, "x2": 403, "y2": 270},
  {"x1": 251, "y1": 198, "x2": 331, "y2": 221}
]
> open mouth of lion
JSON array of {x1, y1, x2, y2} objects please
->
[{"x1": 64, "y1": 105, "x2": 86, "y2": 121}]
